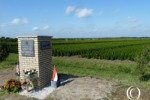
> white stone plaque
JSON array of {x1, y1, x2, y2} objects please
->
[{"x1": 21, "y1": 40, "x2": 34, "y2": 56}]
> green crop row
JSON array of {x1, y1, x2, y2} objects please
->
[
  {"x1": 0, "y1": 38, "x2": 150, "y2": 61},
  {"x1": 52, "y1": 39, "x2": 150, "y2": 60}
]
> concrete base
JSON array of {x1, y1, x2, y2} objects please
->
[{"x1": 51, "y1": 81, "x2": 57, "y2": 88}]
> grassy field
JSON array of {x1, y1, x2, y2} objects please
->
[
  {"x1": 54, "y1": 56, "x2": 150, "y2": 89},
  {"x1": 0, "y1": 53, "x2": 18, "y2": 70},
  {"x1": 0, "y1": 53, "x2": 150, "y2": 89}
]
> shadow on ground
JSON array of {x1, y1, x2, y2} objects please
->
[
  {"x1": 140, "y1": 74, "x2": 150, "y2": 81},
  {"x1": 58, "y1": 73, "x2": 78, "y2": 86}
]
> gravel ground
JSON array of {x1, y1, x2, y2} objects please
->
[
  {"x1": 19, "y1": 76, "x2": 116, "y2": 100},
  {"x1": 19, "y1": 86, "x2": 55, "y2": 100},
  {"x1": 0, "y1": 69, "x2": 116, "y2": 100},
  {"x1": 19, "y1": 74, "x2": 75, "y2": 100},
  {"x1": 48, "y1": 77, "x2": 116, "y2": 100},
  {"x1": 0, "y1": 68, "x2": 18, "y2": 86}
]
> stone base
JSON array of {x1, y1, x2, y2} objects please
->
[{"x1": 51, "y1": 81, "x2": 57, "y2": 88}]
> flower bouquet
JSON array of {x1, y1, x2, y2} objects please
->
[
  {"x1": 23, "y1": 69, "x2": 37, "y2": 80},
  {"x1": 22, "y1": 69, "x2": 38, "y2": 91}
]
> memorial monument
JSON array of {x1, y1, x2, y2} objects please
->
[{"x1": 18, "y1": 36, "x2": 52, "y2": 89}]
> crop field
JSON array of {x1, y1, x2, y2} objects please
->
[
  {"x1": 1, "y1": 38, "x2": 150, "y2": 61},
  {"x1": 53, "y1": 38, "x2": 150, "y2": 60}
]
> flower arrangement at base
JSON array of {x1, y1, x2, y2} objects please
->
[
  {"x1": 3, "y1": 79, "x2": 21, "y2": 93},
  {"x1": 26, "y1": 82, "x2": 34, "y2": 91},
  {"x1": 23, "y1": 69, "x2": 38, "y2": 80},
  {"x1": 21, "y1": 69, "x2": 38, "y2": 92},
  {"x1": 21, "y1": 80, "x2": 34, "y2": 92}
]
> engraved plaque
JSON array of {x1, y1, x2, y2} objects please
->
[
  {"x1": 41, "y1": 41, "x2": 51, "y2": 50},
  {"x1": 21, "y1": 40, "x2": 34, "y2": 56}
]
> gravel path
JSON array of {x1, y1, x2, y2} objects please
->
[
  {"x1": 48, "y1": 77, "x2": 116, "y2": 100},
  {"x1": 19, "y1": 86, "x2": 55, "y2": 100},
  {"x1": 0, "y1": 69, "x2": 116, "y2": 100},
  {"x1": 0, "y1": 68, "x2": 18, "y2": 86},
  {"x1": 19, "y1": 77, "x2": 116, "y2": 100}
]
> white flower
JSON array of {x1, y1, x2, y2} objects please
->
[{"x1": 28, "y1": 72, "x2": 30, "y2": 75}]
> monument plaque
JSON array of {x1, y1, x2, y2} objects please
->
[
  {"x1": 41, "y1": 41, "x2": 51, "y2": 50},
  {"x1": 21, "y1": 40, "x2": 34, "y2": 56}
]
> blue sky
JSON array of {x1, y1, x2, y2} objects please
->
[{"x1": 0, "y1": 0, "x2": 150, "y2": 38}]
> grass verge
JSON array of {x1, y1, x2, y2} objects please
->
[
  {"x1": 0, "y1": 53, "x2": 18, "y2": 70},
  {"x1": 53, "y1": 56, "x2": 150, "y2": 89},
  {"x1": 0, "y1": 54, "x2": 150, "y2": 89}
]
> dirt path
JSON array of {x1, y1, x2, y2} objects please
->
[
  {"x1": 0, "y1": 68, "x2": 18, "y2": 86},
  {"x1": 0, "y1": 69, "x2": 116, "y2": 99},
  {"x1": 47, "y1": 77, "x2": 116, "y2": 100},
  {"x1": 0, "y1": 69, "x2": 149, "y2": 100}
]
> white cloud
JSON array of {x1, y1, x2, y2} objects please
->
[
  {"x1": 10, "y1": 18, "x2": 28, "y2": 25},
  {"x1": 65, "y1": 6, "x2": 93, "y2": 18},
  {"x1": 43, "y1": 25, "x2": 50, "y2": 30},
  {"x1": 32, "y1": 27, "x2": 39, "y2": 31},
  {"x1": 32, "y1": 25, "x2": 50, "y2": 31},
  {"x1": 65, "y1": 6, "x2": 76, "y2": 14},
  {"x1": 75, "y1": 8, "x2": 93, "y2": 18}
]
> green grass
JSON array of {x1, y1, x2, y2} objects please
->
[
  {"x1": 0, "y1": 53, "x2": 150, "y2": 89},
  {"x1": 53, "y1": 56, "x2": 150, "y2": 89},
  {"x1": 0, "y1": 53, "x2": 18, "y2": 70}
]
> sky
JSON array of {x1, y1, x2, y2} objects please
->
[{"x1": 0, "y1": 0, "x2": 150, "y2": 38}]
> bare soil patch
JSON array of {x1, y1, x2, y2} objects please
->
[
  {"x1": 0, "y1": 68, "x2": 150, "y2": 100},
  {"x1": 112, "y1": 86, "x2": 150, "y2": 100},
  {"x1": 47, "y1": 77, "x2": 116, "y2": 100},
  {"x1": 0, "y1": 68, "x2": 18, "y2": 86}
]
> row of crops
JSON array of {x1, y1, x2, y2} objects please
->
[
  {"x1": 0, "y1": 43, "x2": 9, "y2": 61},
  {"x1": 0, "y1": 38, "x2": 150, "y2": 61},
  {"x1": 53, "y1": 38, "x2": 150, "y2": 61}
]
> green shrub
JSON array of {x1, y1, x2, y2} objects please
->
[
  {"x1": 0, "y1": 43, "x2": 9, "y2": 62},
  {"x1": 136, "y1": 48, "x2": 150, "y2": 81}
]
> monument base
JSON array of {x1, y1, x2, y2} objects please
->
[{"x1": 51, "y1": 81, "x2": 57, "y2": 88}]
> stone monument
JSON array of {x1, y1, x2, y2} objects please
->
[{"x1": 18, "y1": 36, "x2": 52, "y2": 89}]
